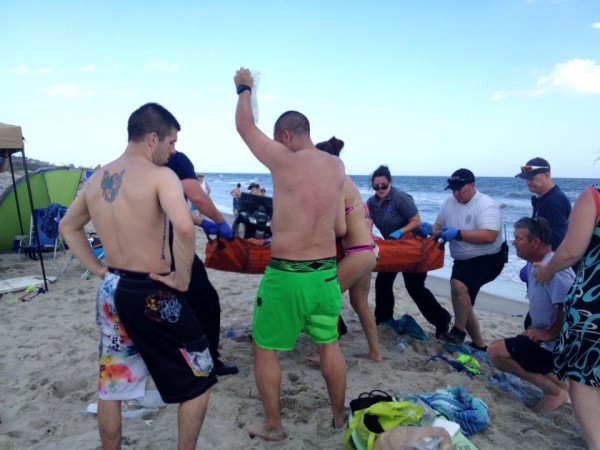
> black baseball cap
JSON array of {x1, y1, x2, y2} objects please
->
[
  {"x1": 247, "y1": 183, "x2": 260, "y2": 190},
  {"x1": 515, "y1": 157, "x2": 551, "y2": 180},
  {"x1": 445, "y1": 168, "x2": 475, "y2": 190}
]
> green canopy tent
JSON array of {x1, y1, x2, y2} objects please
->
[
  {"x1": 0, "y1": 166, "x2": 84, "y2": 250},
  {"x1": 0, "y1": 122, "x2": 83, "y2": 290}
]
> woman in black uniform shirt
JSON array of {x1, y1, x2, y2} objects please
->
[{"x1": 367, "y1": 165, "x2": 451, "y2": 337}]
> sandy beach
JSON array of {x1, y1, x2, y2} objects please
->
[{"x1": 0, "y1": 221, "x2": 587, "y2": 450}]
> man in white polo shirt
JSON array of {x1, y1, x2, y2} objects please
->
[{"x1": 434, "y1": 168, "x2": 507, "y2": 349}]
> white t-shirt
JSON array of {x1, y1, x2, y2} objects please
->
[{"x1": 436, "y1": 190, "x2": 503, "y2": 260}]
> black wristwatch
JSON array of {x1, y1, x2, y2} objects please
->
[
  {"x1": 236, "y1": 84, "x2": 252, "y2": 94},
  {"x1": 456, "y1": 230, "x2": 462, "y2": 241}
]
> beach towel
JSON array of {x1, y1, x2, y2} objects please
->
[
  {"x1": 416, "y1": 386, "x2": 489, "y2": 436},
  {"x1": 20, "y1": 203, "x2": 68, "y2": 260},
  {"x1": 380, "y1": 314, "x2": 428, "y2": 341},
  {"x1": 489, "y1": 370, "x2": 543, "y2": 405},
  {"x1": 39, "y1": 203, "x2": 66, "y2": 239},
  {"x1": 424, "y1": 355, "x2": 479, "y2": 379},
  {"x1": 443, "y1": 343, "x2": 490, "y2": 365}
]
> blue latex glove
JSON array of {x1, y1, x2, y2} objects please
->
[
  {"x1": 389, "y1": 229, "x2": 404, "y2": 240},
  {"x1": 216, "y1": 220, "x2": 233, "y2": 239},
  {"x1": 416, "y1": 222, "x2": 433, "y2": 238},
  {"x1": 200, "y1": 219, "x2": 233, "y2": 239},
  {"x1": 200, "y1": 218, "x2": 219, "y2": 235},
  {"x1": 440, "y1": 226, "x2": 460, "y2": 242},
  {"x1": 519, "y1": 264, "x2": 528, "y2": 283}
]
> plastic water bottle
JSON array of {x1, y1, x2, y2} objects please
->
[
  {"x1": 226, "y1": 327, "x2": 236, "y2": 338},
  {"x1": 224, "y1": 319, "x2": 251, "y2": 339},
  {"x1": 396, "y1": 337, "x2": 407, "y2": 352},
  {"x1": 224, "y1": 319, "x2": 239, "y2": 338},
  {"x1": 240, "y1": 320, "x2": 251, "y2": 335},
  {"x1": 250, "y1": 70, "x2": 260, "y2": 123}
]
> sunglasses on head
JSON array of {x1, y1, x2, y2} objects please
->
[
  {"x1": 521, "y1": 165, "x2": 549, "y2": 173},
  {"x1": 526, "y1": 217, "x2": 543, "y2": 239},
  {"x1": 373, "y1": 183, "x2": 389, "y2": 191}
]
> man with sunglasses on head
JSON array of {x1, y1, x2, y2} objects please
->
[
  {"x1": 434, "y1": 168, "x2": 506, "y2": 349},
  {"x1": 515, "y1": 157, "x2": 571, "y2": 251},
  {"x1": 488, "y1": 217, "x2": 573, "y2": 413}
]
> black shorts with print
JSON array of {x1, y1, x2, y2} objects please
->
[{"x1": 111, "y1": 268, "x2": 217, "y2": 403}]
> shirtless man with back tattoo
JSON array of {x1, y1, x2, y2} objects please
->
[{"x1": 59, "y1": 102, "x2": 215, "y2": 450}]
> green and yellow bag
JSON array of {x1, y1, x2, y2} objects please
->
[{"x1": 344, "y1": 400, "x2": 424, "y2": 450}]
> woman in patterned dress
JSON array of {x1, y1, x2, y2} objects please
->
[{"x1": 535, "y1": 184, "x2": 600, "y2": 449}]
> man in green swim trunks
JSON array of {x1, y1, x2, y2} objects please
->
[{"x1": 234, "y1": 67, "x2": 348, "y2": 441}]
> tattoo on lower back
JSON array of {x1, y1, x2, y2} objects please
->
[
  {"x1": 101, "y1": 170, "x2": 125, "y2": 202},
  {"x1": 160, "y1": 214, "x2": 167, "y2": 260}
]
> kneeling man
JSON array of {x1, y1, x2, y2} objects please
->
[{"x1": 488, "y1": 217, "x2": 574, "y2": 413}]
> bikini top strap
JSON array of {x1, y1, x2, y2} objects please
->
[{"x1": 363, "y1": 202, "x2": 370, "y2": 220}]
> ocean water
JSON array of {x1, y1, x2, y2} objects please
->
[{"x1": 204, "y1": 173, "x2": 594, "y2": 302}]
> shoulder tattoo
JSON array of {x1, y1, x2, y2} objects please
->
[{"x1": 101, "y1": 170, "x2": 125, "y2": 202}]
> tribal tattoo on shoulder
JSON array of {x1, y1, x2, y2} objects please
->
[{"x1": 101, "y1": 170, "x2": 125, "y2": 202}]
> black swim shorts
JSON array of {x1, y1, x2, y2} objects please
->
[
  {"x1": 451, "y1": 249, "x2": 505, "y2": 304},
  {"x1": 111, "y1": 268, "x2": 218, "y2": 403},
  {"x1": 505, "y1": 334, "x2": 554, "y2": 374}
]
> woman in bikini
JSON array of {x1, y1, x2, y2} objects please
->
[{"x1": 316, "y1": 137, "x2": 382, "y2": 361}]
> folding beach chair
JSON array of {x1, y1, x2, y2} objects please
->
[
  {"x1": 18, "y1": 203, "x2": 67, "y2": 261},
  {"x1": 81, "y1": 236, "x2": 105, "y2": 280},
  {"x1": 59, "y1": 234, "x2": 105, "y2": 279}
]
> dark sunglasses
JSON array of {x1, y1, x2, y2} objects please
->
[
  {"x1": 521, "y1": 165, "x2": 549, "y2": 173},
  {"x1": 373, "y1": 183, "x2": 389, "y2": 191}
]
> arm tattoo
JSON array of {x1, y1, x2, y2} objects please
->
[{"x1": 101, "y1": 170, "x2": 125, "y2": 202}]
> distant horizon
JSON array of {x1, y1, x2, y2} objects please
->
[
  {"x1": 200, "y1": 171, "x2": 599, "y2": 181},
  {"x1": 4, "y1": 158, "x2": 598, "y2": 182},
  {"x1": 5, "y1": 141, "x2": 600, "y2": 180}
]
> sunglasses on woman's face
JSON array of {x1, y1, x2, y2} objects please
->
[
  {"x1": 521, "y1": 165, "x2": 549, "y2": 173},
  {"x1": 373, "y1": 183, "x2": 389, "y2": 191}
]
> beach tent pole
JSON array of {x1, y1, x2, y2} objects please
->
[
  {"x1": 7, "y1": 155, "x2": 25, "y2": 234},
  {"x1": 21, "y1": 152, "x2": 50, "y2": 292},
  {"x1": 4, "y1": 149, "x2": 50, "y2": 293}
]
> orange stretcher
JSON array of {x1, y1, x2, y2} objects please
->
[{"x1": 204, "y1": 235, "x2": 444, "y2": 274}]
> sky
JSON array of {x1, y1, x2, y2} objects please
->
[{"x1": 1, "y1": 0, "x2": 600, "y2": 178}]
